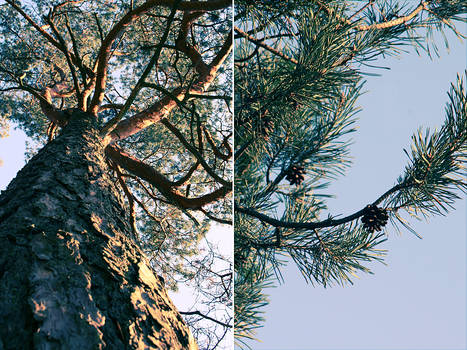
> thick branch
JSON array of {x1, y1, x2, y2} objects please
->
[
  {"x1": 104, "y1": 86, "x2": 186, "y2": 143},
  {"x1": 105, "y1": 145, "x2": 231, "y2": 209},
  {"x1": 89, "y1": 0, "x2": 231, "y2": 114},
  {"x1": 39, "y1": 89, "x2": 71, "y2": 127},
  {"x1": 356, "y1": 2, "x2": 426, "y2": 31},
  {"x1": 175, "y1": 11, "x2": 210, "y2": 75},
  {"x1": 105, "y1": 30, "x2": 232, "y2": 144}
]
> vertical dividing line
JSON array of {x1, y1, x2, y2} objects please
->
[{"x1": 231, "y1": 0, "x2": 236, "y2": 346}]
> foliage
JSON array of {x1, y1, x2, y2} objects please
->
[
  {"x1": 234, "y1": 0, "x2": 467, "y2": 345},
  {"x1": 0, "y1": 0, "x2": 232, "y2": 348}
]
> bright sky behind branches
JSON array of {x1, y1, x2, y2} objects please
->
[{"x1": 245, "y1": 26, "x2": 466, "y2": 350}]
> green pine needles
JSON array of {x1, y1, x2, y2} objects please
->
[{"x1": 234, "y1": 0, "x2": 467, "y2": 345}]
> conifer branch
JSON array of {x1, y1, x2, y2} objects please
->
[
  {"x1": 5, "y1": 0, "x2": 94, "y2": 78},
  {"x1": 356, "y1": 1, "x2": 426, "y2": 31},
  {"x1": 105, "y1": 30, "x2": 232, "y2": 144}
]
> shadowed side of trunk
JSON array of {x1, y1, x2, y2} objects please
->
[{"x1": 0, "y1": 110, "x2": 197, "y2": 350}]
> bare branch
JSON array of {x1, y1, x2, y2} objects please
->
[
  {"x1": 99, "y1": 103, "x2": 124, "y2": 111},
  {"x1": 172, "y1": 161, "x2": 200, "y2": 186},
  {"x1": 180, "y1": 310, "x2": 232, "y2": 328},
  {"x1": 64, "y1": 14, "x2": 88, "y2": 86},
  {"x1": 199, "y1": 207, "x2": 232, "y2": 225},
  {"x1": 356, "y1": 2, "x2": 426, "y2": 31},
  {"x1": 186, "y1": 93, "x2": 231, "y2": 101},
  {"x1": 203, "y1": 126, "x2": 232, "y2": 161},
  {"x1": 175, "y1": 11, "x2": 210, "y2": 75}
]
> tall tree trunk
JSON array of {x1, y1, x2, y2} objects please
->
[{"x1": 0, "y1": 110, "x2": 197, "y2": 350}]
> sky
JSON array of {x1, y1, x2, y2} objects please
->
[{"x1": 244, "y1": 25, "x2": 467, "y2": 350}]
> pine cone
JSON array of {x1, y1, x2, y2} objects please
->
[
  {"x1": 361, "y1": 204, "x2": 388, "y2": 233},
  {"x1": 286, "y1": 164, "x2": 306, "y2": 185}
]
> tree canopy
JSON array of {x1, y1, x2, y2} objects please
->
[
  {"x1": 234, "y1": 0, "x2": 466, "y2": 345},
  {"x1": 0, "y1": 0, "x2": 233, "y2": 348}
]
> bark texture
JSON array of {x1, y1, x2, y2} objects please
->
[{"x1": 0, "y1": 110, "x2": 197, "y2": 349}]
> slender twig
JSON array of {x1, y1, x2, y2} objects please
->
[
  {"x1": 161, "y1": 119, "x2": 231, "y2": 188},
  {"x1": 199, "y1": 207, "x2": 232, "y2": 225},
  {"x1": 64, "y1": 14, "x2": 88, "y2": 85},
  {"x1": 172, "y1": 161, "x2": 199, "y2": 186},
  {"x1": 203, "y1": 126, "x2": 232, "y2": 161},
  {"x1": 234, "y1": 26, "x2": 298, "y2": 64},
  {"x1": 348, "y1": 1, "x2": 373, "y2": 21},
  {"x1": 179, "y1": 310, "x2": 232, "y2": 328}
]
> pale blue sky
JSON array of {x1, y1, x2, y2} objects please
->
[{"x1": 244, "y1": 27, "x2": 466, "y2": 350}]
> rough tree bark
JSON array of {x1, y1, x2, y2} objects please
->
[{"x1": 0, "y1": 110, "x2": 197, "y2": 349}]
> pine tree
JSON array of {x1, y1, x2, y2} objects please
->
[
  {"x1": 234, "y1": 0, "x2": 467, "y2": 345},
  {"x1": 0, "y1": 1, "x2": 232, "y2": 349}
]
